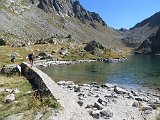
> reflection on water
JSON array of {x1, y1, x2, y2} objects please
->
[{"x1": 41, "y1": 55, "x2": 160, "y2": 89}]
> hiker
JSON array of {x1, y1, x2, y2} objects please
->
[
  {"x1": 28, "y1": 53, "x2": 34, "y2": 67},
  {"x1": 11, "y1": 52, "x2": 15, "y2": 63}
]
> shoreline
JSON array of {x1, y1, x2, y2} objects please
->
[{"x1": 57, "y1": 81, "x2": 160, "y2": 120}]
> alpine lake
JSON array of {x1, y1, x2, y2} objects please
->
[{"x1": 41, "y1": 55, "x2": 160, "y2": 91}]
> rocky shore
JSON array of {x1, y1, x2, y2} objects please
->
[
  {"x1": 57, "y1": 81, "x2": 160, "y2": 120},
  {"x1": 34, "y1": 60, "x2": 97, "y2": 67},
  {"x1": 34, "y1": 57, "x2": 127, "y2": 68}
]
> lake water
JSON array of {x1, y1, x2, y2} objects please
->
[{"x1": 41, "y1": 55, "x2": 160, "y2": 90}]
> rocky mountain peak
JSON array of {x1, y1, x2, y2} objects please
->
[{"x1": 35, "y1": 0, "x2": 106, "y2": 27}]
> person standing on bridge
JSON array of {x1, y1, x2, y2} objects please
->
[{"x1": 28, "y1": 53, "x2": 34, "y2": 67}]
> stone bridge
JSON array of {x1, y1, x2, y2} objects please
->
[{"x1": 21, "y1": 62, "x2": 92, "y2": 120}]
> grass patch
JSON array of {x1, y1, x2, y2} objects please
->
[
  {"x1": 0, "y1": 43, "x2": 123, "y2": 67},
  {"x1": 0, "y1": 75, "x2": 61, "y2": 119}
]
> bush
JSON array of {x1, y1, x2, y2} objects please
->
[{"x1": 0, "y1": 38, "x2": 6, "y2": 46}]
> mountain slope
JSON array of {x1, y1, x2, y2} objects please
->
[
  {"x1": 0, "y1": 0, "x2": 124, "y2": 51},
  {"x1": 135, "y1": 28, "x2": 160, "y2": 55},
  {"x1": 121, "y1": 11, "x2": 160, "y2": 48}
]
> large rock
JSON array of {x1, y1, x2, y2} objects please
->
[
  {"x1": 4, "y1": 94, "x2": 15, "y2": 103},
  {"x1": 38, "y1": 52, "x2": 52, "y2": 60},
  {"x1": 1, "y1": 64, "x2": 21, "y2": 75},
  {"x1": 0, "y1": 38, "x2": 6, "y2": 46},
  {"x1": 84, "y1": 40, "x2": 105, "y2": 55},
  {"x1": 93, "y1": 102, "x2": 103, "y2": 110},
  {"x1": 89, "y1": 111, "x2": 100, "y2": 119}
]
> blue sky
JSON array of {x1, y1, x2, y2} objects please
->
[{"x1": 80, "y1": 0, "x2": 160, "y2": 29}]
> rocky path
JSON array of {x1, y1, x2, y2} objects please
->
[{"x1": 57, "y1": 81, "x2": 160, "y2": 120}]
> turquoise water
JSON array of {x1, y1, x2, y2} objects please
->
[{"x1": 41, "y1": 56, "x2": 160, "y2": 89}]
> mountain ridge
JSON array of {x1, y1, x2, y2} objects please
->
[
  {"x1": 121, "y1": 11, "x2": 160, "y2": 49},
  {"x1": 0, "y1": 0, "x2": 124, "y2": 51}
]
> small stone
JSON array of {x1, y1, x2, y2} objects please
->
[
  {"x1": 101, "y1": 83, "x2": 114, "y2": 88},
  {"x1": 97, "y1": 98, "x2": 107, "y2": 106},
  {"x1": 104, "y1": 93, "x2": 112, "y2": 98},
  {"x1": 128, "y1": 92, "x2": 135, "y2": 99},
  {"x1": 13, "y1": 89, "x2": 20, "y2": 94},
  {"x1": 89, "y1": 111, "x2": 100, "y2": 119},
  {"x1": 131, "y1": 90, "x2": 139, "y2": 96},
  {"x1": 33, "y1": 112, "x2": 43, "y2": 120},
  {"x1": 25, "y1": 90, "x2": 32, "y2": 95},
  {"x1": 4, "y1": 94, "x2": 15, "y2": 103},
  {"x1": 57, "y1": 81, "x2": 66, "y2": 85},
  {"x1": 149, "y1": 104, "x2": 158, "y2": 109},
  {"x1": 142, "y1": 106, "x2": 152, "y2": 111},
  {"x1": 90, "y1": 82, "x2": 97, "y2": 85},
  {"x1": 85, "y1": 104, "x2": 93, "y2": 108},
  {"x1": 93, "y1": 102, "x2": 103, "y2": 110},
  {"x1": 135, "y1": 97, "x2": 143, "y2": 101},
  {"x1": 79, "y1": 96, "x2": 84, "y2": 100},
  {"x1": 0, "y1": 88, "x2": 5, "y2": 92},
  {"x1": 77, "y1": 101, "x2": 83, "y2": 107},
  {"x1": 100, "y1": 110, "x2": 113, "y2": 119},
  {"x1": 114, "y1": 86, "x2": 128, "y2": 94},
  {"x1": 65, "y1": 81, "x2": 75, "y2": 85},
  {"x1": 132, "y1": 102, "x2": 142, "y2": 108},
  {"x1": 74, "y1": 86, "x2": 81, "y2": 92},
  {"x1": 95, "y1": 94, "x2": 99, "y2": 98},
  {"x1": 5, "y1": 89, "x2": 13, "y2": 93},
  {"x1": 144, "y1": 110, "x2": 152, "y2": 114}
]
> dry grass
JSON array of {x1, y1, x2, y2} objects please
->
[
  {"x1": 0, "y1": 43, "x2": 124, "y2": 67},
  {"x1": 0, "y1": 75, "x2": 61, "y2": 119}
]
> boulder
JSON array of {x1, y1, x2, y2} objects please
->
[
  {"x1": 4, "y1": 94, "x2": 15, "y2": 103},
  {"x1": 1, "y1": 64, "x2": 21, "y2": 75},
  {"x1": 84, "y1": 40, "x2": 105, "y2": 55},
  {"x1": 38, "y1": 52, "x2": 52, "y2": 60},
  {"x1": 114, "y1": 86, "x2": 128, "y2": 94},
  {"x1": 100, "y1": 110, "x2": 113, "y2": 119}
]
